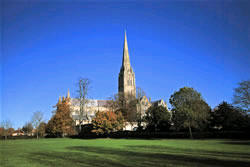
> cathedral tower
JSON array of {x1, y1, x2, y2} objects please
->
[{"x1": 118, "y1": 31, "x2": 136, "y2": 98}]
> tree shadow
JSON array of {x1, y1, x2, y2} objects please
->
[
  {"x1": 66, "y1": 145, "x2": 250, "y2": 167},
  {"x1": 221, "y1": 140, "x2": 250, "y2": 146},
  {"x1": 125, "y1": 145, "x2": 250, "y2": 159},
  {"x1": 27, "y1": 151, "x2": 128, "y2": 167}
]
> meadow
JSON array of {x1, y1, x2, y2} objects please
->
[{"x1": 1, "y1": 138, "x2": 250, "y2": 167}]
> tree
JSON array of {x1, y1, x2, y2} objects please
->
[
  {"x1": 136, "y1": 87, "x2": 146, "y2": 130},
  {"x1": 144, "y1": 105, "x2": 171, "y2": 132},
  {"x1": 0, "y1": 127, "x2": 4, "y2": 136},
  {"x1": 76, "y1": 78, "x2": 91, "y2": 132},
  {"x1": 31, "y1": 111, "x2": 43, "y2": 139},
  {"x1": 233, "y1": 80, "x2": 250, "y2": 111},
  {"x1": 22, "y1": 122, "x2": 33, "y2": 135},
  {"x1": 46, "y1": 99, "x2": 75, "y2": 137},
  {"x1": 107, "y1": 92, "x2": 137, "y2": 129},
  {"x1": 92, "y1": 111, "x2": 125, "y2": 134},
  {"x1": 169, "y1": 87, "x2": 211, "y2": 139},
  {"x1": 0, "y1": 120, "x2": 13, "y2": 140},
  {"x1": 212, "y1": 101, "x2": 249, "y2": 131},
  {"x1": 38, "y1": 122, "x2": 46, "y2": 137}
]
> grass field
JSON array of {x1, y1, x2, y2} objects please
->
[{"x1": 1, "y1": 138, "x2": 250, "y2": 167}]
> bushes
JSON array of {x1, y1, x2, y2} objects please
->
[
  {"x1": 108, "y1": 131, "x2": 250, "y2": 139},
  {"x1": 72, "y1": 129, "x2": 250, "y2": 139},
  {"x1": 3, "y1": 131, "x2": 249, "y2": 140},
  {"x1": 0, "y1": 135, "x2": 37, "y2": 140}
]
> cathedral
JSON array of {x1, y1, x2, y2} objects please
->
[{"x1": 57, "y1": 31, "x2": 167, "y2": 130}]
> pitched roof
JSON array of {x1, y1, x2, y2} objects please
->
[{"x1": 70, "y1": 98, "x2": 110, "y2": 107}]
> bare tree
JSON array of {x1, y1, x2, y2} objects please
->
[
  {"x1": 31, "y1": 111, "x2": 43, "y2": 139},
  {"x1": 0, "y1": 120, "x2": 12, "y2": 140},
  {"x1": 105, "y1": 94, "x2": 120, "y2": 113},
  {"x1": 233, "y1": 80, "x2": 250, "y2": 111},
  {"x1": 76, "y1": 78, "x2": 91, "y2": 132},
  {"x1": 108, "y1": 92, "x2": 137, "y2": 130},
  {"x1": 22, "y1": 122, "x2": 33, "y2": 135},
  {"x1": 136, "y1": 87, "x2": 146, "y2": 129}
]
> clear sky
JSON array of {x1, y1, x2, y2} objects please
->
[{"x1": 1, "y1": 0, "x2": 250, "y2": 128}]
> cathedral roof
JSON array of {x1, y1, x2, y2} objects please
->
[{"x1": 70, "y1": 98, "x2": 111, "y2": 107}]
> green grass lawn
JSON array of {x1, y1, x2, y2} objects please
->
[{"x1": 1, "y1": 138, "x2": 250, "y2": 167}]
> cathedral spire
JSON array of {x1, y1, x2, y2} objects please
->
[
  {"x1": 122, "y1": 30, "x2": 131, "y2": 68},
  {"x1": 119, "y1": 30, "x2": 136, "y2": 98}
]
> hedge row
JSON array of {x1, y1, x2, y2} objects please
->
[
  {"x1": 2, "y1": 131, "x2": 250, "y2": 140},
  {"x1": 0, "y1": 135, "x2": 38, "y2": 140},
  {"x1": 77, "y1": 131, "x2": 250, "y2": 139}
]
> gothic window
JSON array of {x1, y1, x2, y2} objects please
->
[{"x1": 127, "y1": 80, "x2": 132, "y2": 86}]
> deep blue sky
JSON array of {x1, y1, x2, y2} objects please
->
[{"x1": 1, "y1": 0, "x2": 250, "y2": 128}]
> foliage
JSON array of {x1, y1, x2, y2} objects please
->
[
  {"x1": 0, "y1": 127, "x2": 4, "y2": 136},
  {"x1": 144, "y1": 105, "x2": 171, "y2": 132},
  {"x1": 107, "y1": 93, "x2": 138, "y2": 126},
  {"x1": 0, "y1": 120, "x2": 13, "y2": 140},
  {"x1": 77, "y1": 124, "x2": 94, "y2": 137},
  {"x1": 46, "y1": 99, "x2": 75, "y2": 137},
  {"x1": 169, "y1": 87, "x2": 211, "y2": 138},
  {"x1": 31, "y1": 111, "x2": 43, "y2": 139},
  {"x1": 92, "y1": 111, "x2": 125, "y2": 134},
  {"x1": 212, "y1": 101, "x2": 250, "y2": 131},
  {"x1": 22, "y1": 122, "x2": 33, "y2": 135},
  {"x1": 233, "y1": 80, "x2": 250, "y2": 110},
  {"x1": 38, "y1": 122, "x2": 46, "y2": 137}
]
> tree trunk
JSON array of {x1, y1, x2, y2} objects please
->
[
  {"x1": 5, "y1": 134, "x2": 7, "y2": 140},
  {"x1": 37, "y1": 131, "x2": 39, "y2": 139},
  {"x1": 79, "y1": 121, "x2": 82, "y2": 133},
  {"x1": 188, "y1": 125, "x2": 193, "y2": 139}
]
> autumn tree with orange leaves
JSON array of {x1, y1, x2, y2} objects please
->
[
  {"x1": 46, "y1": 98, "x2": 75, "y2": 137},
  {"x1": 92, "y1": 111, "x2": 125, "y2": 134}
]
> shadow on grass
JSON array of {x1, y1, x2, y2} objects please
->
[
  {"x1": 65, "y1": 146, "x2": 250, "y2": 167},
  {"x1": 26, "y1": 144, "x2": 250, "y2": 167},
  {"x1": 221, "y1": 140, "x2": 250, "y2": 146},
  {"x1": 28, "y1": 151, "x2": 128, "y2": 167},
  {"x1": 125, "y1": 145, "x2": 250, "y2": 159}
]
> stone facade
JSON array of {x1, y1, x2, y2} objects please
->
[{"x1": 70, "y1": 99, "x2": 110, "y2": 125}]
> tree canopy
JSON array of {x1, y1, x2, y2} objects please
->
[
  {"x1": 92, "y1": 111, "x2": 125, "y2": 134},
  {"x1": 169, "y1": 87, "x2": 211, "y2": 138},
  {"x1": 46, "y1": 99, "x2": 75, "y2": 137},
  {"x1": 22, "y1": 122, "x2": 33, "y2": 135},
  {"x1": 212, "y1": 101, "x2": 249, "y2": 131},
  {"x1": 144, "y1": 105, "x2": 171, "y2": 132},
  {"x1": 233, "y1": 80, "x2": 250, "y2": 110}
]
